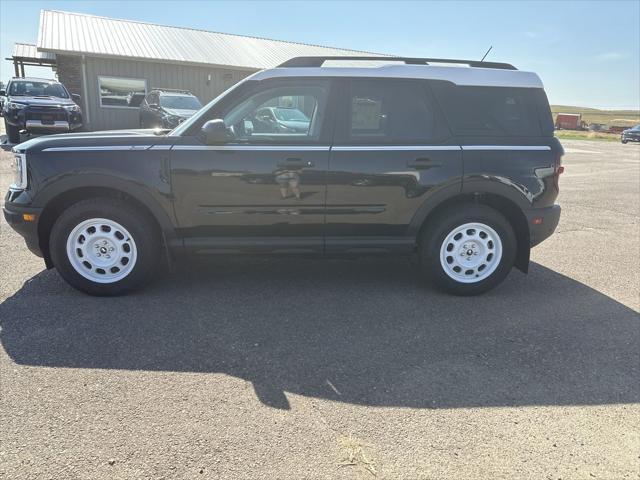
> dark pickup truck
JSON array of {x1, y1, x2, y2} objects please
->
[
  {"x1": 3, "y1": 56, "x2": 563, "y2": 296},
  {"x1": 1, "y1": 77, "x2": 83, "y2": 144}
]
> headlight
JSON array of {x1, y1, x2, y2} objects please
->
[
  {"x1": 163, "y1": 114, "x2": 180, "y2": 125},
  {"x1": 64, "y1": 104, "x2": 80, "y2": 112},
  {"x1": 7, "y1": 101, "x2": 27, "y2": 110},
  {"x1": 11, "y1": 152, "x2": 27, "y2": 189}
]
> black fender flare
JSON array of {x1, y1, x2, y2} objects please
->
[{"x1": 33, "y1": 173, "x2": 178, "y2": 239}]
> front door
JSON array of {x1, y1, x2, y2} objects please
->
[
  {"x1": 325, "y1": 78, "x2": 463, "y2": 253},
  {"x1": 170, "y1": 78, "x2": 334, "y2": 254}
]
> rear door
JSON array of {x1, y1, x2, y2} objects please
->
[{"x1": 325, "y1": 78, "x2": 462, "y2": 253}]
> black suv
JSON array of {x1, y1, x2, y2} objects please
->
[
  {"x1": 139, "y1": 89, "x2": 202, "y2": 129},
  {"x1": 621, "y1": 125, "x2": 640, "y2": 144},
  {"x1": 4, "y1": 56, "x2": 563, "y2": 296},
  {"x1": 1, "y1": 77, "x2": 83, "y2": 144}
]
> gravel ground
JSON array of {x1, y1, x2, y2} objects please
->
[{"x1": 0, "y1": 138, "x2": 638, "y2": 480}]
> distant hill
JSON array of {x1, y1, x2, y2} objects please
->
[{"x1": 551, "y1": 105, "x2": 639, "y2": 126}]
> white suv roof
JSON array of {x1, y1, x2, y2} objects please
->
[{"x1": 251, "y1": 56, "x2": 544, "y2": 89}]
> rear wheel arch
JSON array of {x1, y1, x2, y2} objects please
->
[{"x1": 415, "y1": 192, "x2": 530, "y2": 273}]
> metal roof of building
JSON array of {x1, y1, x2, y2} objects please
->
[
  {"x1": 37, "y1": 10, "x2": 382, "y2": 70},
  {"x1": 12, "y1": 42, "x2": 56, "y2": 61}
]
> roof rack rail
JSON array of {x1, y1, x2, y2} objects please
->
[{"x1": 278, "y1": 56, "x2": 517, "y2": 70}]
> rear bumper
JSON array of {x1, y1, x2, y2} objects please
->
[
  {"x1": 3, "y1": 201, "x2": 44, "y2": 258},
  {"x1": 527, "y1": 205, "x2": 561, "y2": 247}
]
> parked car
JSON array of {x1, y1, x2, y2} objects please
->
[
  {"x1": 3, "y1": 56, "x2": 563, "y2": 296},
  {"x1": 139, "y1": 89, "x2": 202, "y2": 129},
  {"x1": 253, "y1": 106, "x2": 310, "y2": 134},
  {"x1": 621, "y1": 125, "x2": 640, "y2": 144},
  {"x1": 1, "y1": 77, "x2": 83, "y2": 144}
]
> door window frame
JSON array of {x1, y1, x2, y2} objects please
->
[{"x1": 179, "y1": 77, "x2": 338, "y2": 146}]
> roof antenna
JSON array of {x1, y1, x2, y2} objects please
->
[{"x1": 480, "y1": 46, "x2": 493, "y2": 62}]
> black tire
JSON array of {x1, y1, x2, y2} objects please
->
[
  {"x1": 49, "y1": 197, "x2": 161, "y2": 296},
  {"x1": 4, "y1": 120, "x2": 20, "y2": 144},
  {"x1": 621, "y1": 140, "x2": 628, "y2": 144},
  {"x1": 419, "y1": 204, "x2": 517, "y2": 296}
]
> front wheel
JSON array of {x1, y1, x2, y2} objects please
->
[
  {"x1": 622, "y1": 140, "x2": 628, "y2": 144},
  {"x1": 420, "y1": 204, "x2": 517, "y2": 295},
  {"x1": 49, "y1": 197, "x2": 161, "y2": 295}
]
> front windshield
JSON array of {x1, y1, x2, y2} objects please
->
[
  {"x1": 169, "y1": 75, "x2": 254, "y2": 136},
  {"x1": 273, "y1": 107, "x2": 309, "y2": 122},
  {"x1": 632, "y1": 125, "x2": 640, "y2": 131},
  {"x1": 9, "y1": 81, "x2": 69, "y2": 98},
  {"x1": 160, "y1": 95, "x2": 202, "y2": 110}
]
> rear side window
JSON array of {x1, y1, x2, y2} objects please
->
[
  {"x1": 343, "y1": 79, "x2": 445, "y2": 144},
  {"x1": 430, "y1": 82, "x2": 546, "y2": 137}
]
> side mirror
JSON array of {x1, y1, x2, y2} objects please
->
[
  {"x1": 71, "y1": 93, "x2": 81, "y2": 103},
  {"x1": 0, "y1": 90, "x2": 5, "y2": 96},
  {"x1": 200, "y1": 119, "x2": 231, "y2": 144}
]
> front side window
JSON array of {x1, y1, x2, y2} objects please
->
[
  {"x1": 222, "y1": 81, "x2": 329, "y2": 143},
  {"x1": 346, "y1": 79, "x2": 437, "y2": 143},
  {"x1": 9, "y1": 81, "x2": 69, "y2": 98},
  {"x1": 98, "y1": 76, "x2": 147, "y2": 108}
]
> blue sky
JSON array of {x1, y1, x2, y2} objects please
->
[{"x1": 1, "y1": 0, "x2": 638, "y2": 109}]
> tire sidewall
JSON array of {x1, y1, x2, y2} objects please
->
[
  {"x1": 50, "y1": 199, "x2": 159, "y2": 295},
  {"x1": 421, "y1": 205, "x2": 517, "y2": 295}
]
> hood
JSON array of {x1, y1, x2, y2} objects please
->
[
  {"x1": 7, "y1": 95, "x2": 76, "y2": 107},
  {"x1": 14, "y1": 128, "x2": 170, "y2": 153},
  {"x1": 163, "y1": 108, "x2": 198, "y2": 118}
]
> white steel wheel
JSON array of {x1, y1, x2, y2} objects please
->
[
  {"x1": 439, "y1": 222, "x2": 503, "y2": 284},
  {"x1": 65, "y1": 218, "x2": 138, "y2": 284}
]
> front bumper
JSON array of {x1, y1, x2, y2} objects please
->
[
  {"x1": 527, "y1": 205, "x2": 561, "y2": 247},
  {"x1": 5, "y1": 110, "x2": 83, "y2": 132},
  {"x1": 622, "y1": 135, "x2": 640, "y2": 142},
  {"x1": 3, "y1": 200, "x2": 44, "y2": 258}
]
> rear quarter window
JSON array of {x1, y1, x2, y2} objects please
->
[{"x1": 429, "y1": 82, "x2": 550, "y2": 137}]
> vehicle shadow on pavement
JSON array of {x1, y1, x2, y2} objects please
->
[{"x1": 1, "y1": 258, "x2": 638, "y2": 410}]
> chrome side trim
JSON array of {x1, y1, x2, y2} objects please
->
[
  {"x1": 42, "y1": 145, "x2": 152, "y2": 152},
  {"x1": 149, "y1": 145, "x2": 173, "y2": 150},
  {"x1": 332, "y1": 145, "x2": 461, "y2": 151},
  {"x1": 461, "y1": 145, "x2": 551, "y2": 151},
  {"x1": 172, "y1": 145, "x2": 331, "y2": 151}
]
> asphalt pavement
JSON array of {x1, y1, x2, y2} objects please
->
[{"x1": 0, "y1": 138, "x2": 638, "y2": 479}]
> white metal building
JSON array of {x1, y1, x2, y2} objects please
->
[{"x1": 19, "y1": 10, "x2": 378, "y2": 131}]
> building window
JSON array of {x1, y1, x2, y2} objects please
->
[{"x1": 98, "y1": 76, "x2": 147, "y2": 108}]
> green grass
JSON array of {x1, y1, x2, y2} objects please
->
[{"x1": 551, "y1": 105, "x2": 639, "y2": 126}]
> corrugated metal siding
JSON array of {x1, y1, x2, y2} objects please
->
[
  {"x1": 38, "y1": 10, "x2": 380, "y2": 70},
  {"x1": 85, "y1": 56, "x2": 252, "y2": 131},
  {"x1": 12, "y1": 42, "x2": 56, "y2": 61}
]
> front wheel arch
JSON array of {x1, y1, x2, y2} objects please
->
[{"x1": 37, "y1": 186, "x2": 170, "y2": 268}]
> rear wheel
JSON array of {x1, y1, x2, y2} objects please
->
[
  {"x1": 420, "y1": 204, "x2": 517, "y2": 295},
  {"x1": 4, "y1": 120, "x2": 20, "y2": 144},
  {"x1": 49, "y1": 197, "x2": 161, "y2": 295},
  {"x1": 622, "y1": 140, "x2": 628, "y2": 144}
]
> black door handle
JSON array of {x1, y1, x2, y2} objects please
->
[{"x1": 408, "y1": 157, "x2": 443, "y2": 169}]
